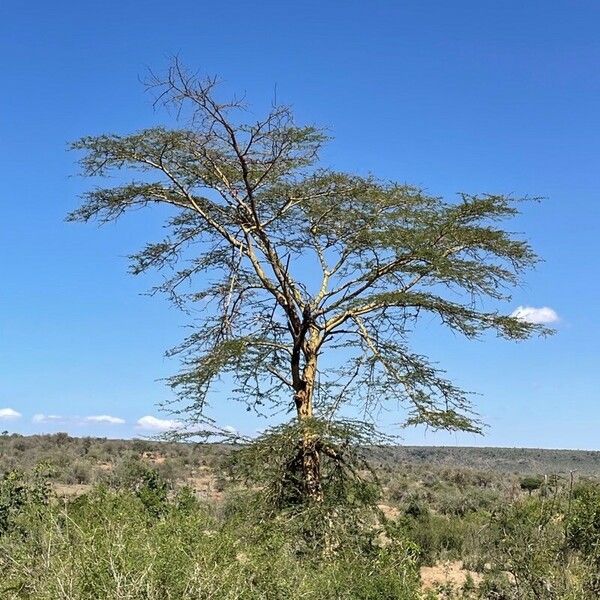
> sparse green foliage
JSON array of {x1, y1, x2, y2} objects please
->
[
  {"x1": 231, "y1": 419, "x2": 380, "y2": 510},
  {"x1": 229, "y1": 419, "x2": 387, "y2": 554}
]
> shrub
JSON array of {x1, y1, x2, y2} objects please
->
[
  {"x1": 483, "y1": 497, "x2": 589, "y2": 599},
  {"x1": 0, "y1": 485, "x2": 420, "y2": 599},
  {"x1": 567, "y1": 483, "x2": 600, "y2": 594}
]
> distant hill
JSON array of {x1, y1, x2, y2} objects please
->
[
  {"x1": 368, "y1": 445, "x2": 600, "y2": 476},
  {"x1": 1, "y1": 433, "x2": 598, "y2": 480}
]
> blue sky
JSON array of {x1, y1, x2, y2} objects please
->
[{"x1": 1, "y1": 1, "x2": 598, "y2": 448}]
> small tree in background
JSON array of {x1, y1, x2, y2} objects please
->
[
  {"x1": 69, "y1": 59, "x2": 549, "y2": 504},
  {"x1": 520, "y1": 475, "x2": 544, "y2": 496}
]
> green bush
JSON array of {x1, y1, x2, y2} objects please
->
[
  {"x1": 0, "y1": 483, "x2": 420, "y2": 599},
  {"x1": 0, "y1": 466, "x2": 52, "y2": 535},
  {"x1": 483, "y1": 497, "x2": 589, "y2": 599},
  {"x1": 567, "y1": 483, "x2": 600, "y2": 594}
]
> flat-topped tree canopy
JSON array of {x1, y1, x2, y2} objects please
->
[{"x1": 70, "y1": 59, "x2": 549, "y2": 500}]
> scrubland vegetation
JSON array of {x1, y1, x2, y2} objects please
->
[{"x1": 1, "y1": 433, "x2": 599, "y2": 599}]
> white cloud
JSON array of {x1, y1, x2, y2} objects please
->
[
  {"x1": 0, "y1": 408, "x2": 22, "y2": 421},
  {"x1": 84, "y1": 415, "x2": 126, "y2": 425},
  {"x1": 511, "y1": 306, "x2": 559, "y2": 325},
  {"x1": 223, "y1": 425, "x2": 237, "y2": 435},
  {"x1": 32, "y1": 413, "x2": 66, "y2": 424},
  {"x1": 136, "y1": 415, "x2": 181, "y2": 431}
]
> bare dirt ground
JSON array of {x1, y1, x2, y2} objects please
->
[
  {"x1": 377, "y1": 503, "x2": 401, "y2": 519},
  {"x1": 186, "y1": 465, "x2": 224, "y2": 501},
  {"x1": 420, "y1": 560, "x2": 482, "y2": 592}
]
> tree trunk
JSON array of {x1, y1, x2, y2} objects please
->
[
  {"x1": 299, "y1": 429, "x2": 322, "y2": 502},
  {"x1": 292, "y1": 328, "x2": 323, "y2": 503}
]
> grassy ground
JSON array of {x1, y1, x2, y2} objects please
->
[{"x1": 1, "y1": 433, "x2": 599, "y2": 599}]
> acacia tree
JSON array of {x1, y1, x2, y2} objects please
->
[{"x1": 69, "y1": 60, "x2": 547, "y2": 502}]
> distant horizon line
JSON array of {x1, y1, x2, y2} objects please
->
[{"x1": 2, "y1": 431, "x2": 598, "y2": 454}]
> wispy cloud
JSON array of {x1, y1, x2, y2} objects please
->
[
  {"x1": 136, "y1": 415, "x2": 181, "y2": 432},
  {"x1": 511, "y1": 306, "x2": 559, "y2": 325},
  {"x1": 84, "y1": 415, "x2": 126, "y2": 425},
  {"x1": 32, "y1": 413, "x2": 67, "y2": 424},
  {"x1": 0, "y1": 408, "x2": 22, "y2": 421},
  {"x1": 32, "y1": 413, "x2": 127, "y2": 426}
]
